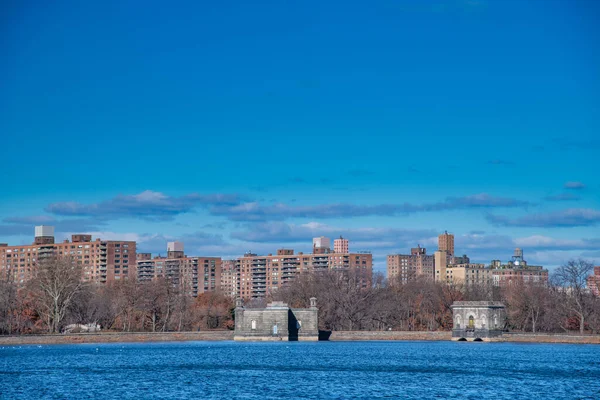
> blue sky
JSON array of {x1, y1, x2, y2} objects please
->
[{"x1": 1, "y1": 0, "x2": 599, "y2": 273}]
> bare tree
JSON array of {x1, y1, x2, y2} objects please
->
[
  {"x1": 553, "y1": 259, "x2": 595, "y2": 334},
  {"x1": 111, "y1": 279, "x2": 142, "y2": 331},
  {"x1": 0, "y1": 277, "x2": 20, "y2": 334},
  {"x1": 28, "y1": 257, "x2": 85, "y2": 333},
  {"x1": 194, "y1": 291, "x2": 233, "y2": 330}
]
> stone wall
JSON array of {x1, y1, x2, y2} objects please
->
[
  {"x1": 291, "y1": 309, "x2": 318, "y2": 341},
  {"x1": 497, "y1": 333, "x2": 600, "y2": 344},
  {"x1": 2, "y1": 330, "x2": 599, "y2": 345},
  {"x1": 330, "y1": 331, "x2": 452, "y2": 341},
  {"x1": 234, "y1": 301, "x2": 319, "y2": 341},
  {"x1": 235, "y1": 307, "x2": 290, "y2": 341},
  {"x1": 0, "y1": 331, "x2": 234, "y2": 346}
]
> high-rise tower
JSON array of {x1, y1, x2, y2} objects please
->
[
  {"x1": 438, "y1": 231, "x2": 454, "y2": 257},
  {"x1": 334, "y1": 236, "x2": 349, "y2": 253}
]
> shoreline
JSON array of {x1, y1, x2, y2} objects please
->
[{"x1": 1, "y1": 331, "x2": 599, "y2": 346}]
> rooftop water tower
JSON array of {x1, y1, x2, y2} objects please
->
[
  {"x1": 34, "y1": 225, "x2": 55, "y2": 245},
  {"x1": 167, "y1": 241, "x2": 184, "y2": 258}
]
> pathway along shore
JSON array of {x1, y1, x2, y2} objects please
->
[{"x1": 1, "y1": 331, "x2": 599, "y2": 345}]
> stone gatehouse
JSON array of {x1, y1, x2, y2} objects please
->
[
  {"x1": 451, "y1": 301, "x2": 506, "y2": 341},
  {"x1": 234, "y1": 298, "x2": 319, "y2": 341}
]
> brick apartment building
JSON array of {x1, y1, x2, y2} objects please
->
[
  {"x1": 387, "y1": 245, "x2": 435, "y2": 284},
  {"x1": 220, "y1": 259, "x2": 237, "y2": 298},
  {"x1": 334, "y1": 236, "x2": 349, "y2": 253},
  {"x1": 588, "y1": 266, "x2": 600, "y2": 297},
  {"x1": 438, "y1": 231, "x2": 454, "y2": 257},
  {"x1": 237, "y1": 238, "x2": 372, "y2": 299},
  {"x1": 136, "y1": 241, "x2": 221, "y2": 297},
  {"x1": 0, "y1": 225, "x2": 136, "y2": 284}
]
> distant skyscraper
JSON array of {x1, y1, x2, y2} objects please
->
[
  {"x1": 438, "y1": 231, "x2": 454, "y2": 257},
  {"x1": 334, "y1": 236, "x2": 349, "y2": 253}
]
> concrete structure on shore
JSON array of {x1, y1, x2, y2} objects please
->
[
  {"x1": 234, "y1": 298, "x2": 319, "y2": 341},
  {"x1": 451, "y1": 301, "x2": 506, "y2": 341}
]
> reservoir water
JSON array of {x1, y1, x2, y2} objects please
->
[{"x1": 1, "y1": 340, "x2": 599, "y2": 399}]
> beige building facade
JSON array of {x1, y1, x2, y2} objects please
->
[{"x1": 445, "y1": 263, "x2": 493, "y2": 286}]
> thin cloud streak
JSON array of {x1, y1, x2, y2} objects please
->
[
  {"x1": 544, "y1": 193, "x2": 581, "y2": 202},
  {"x1": 564, "y1": 181, "x2": 586, "y2": 190},
  {"x1": 45, "y1": 190, "x2": 245, "y2": 221},
  {"x1": 487, "y1": 208, "x2": 600, "y2": 228},
  {"x1": 210, "y1": 193, "x2": 532, "y2": 221}
]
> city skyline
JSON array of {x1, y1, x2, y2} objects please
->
[{"x1": 1, "y1": 1, "x2": 599, "y2": 273}]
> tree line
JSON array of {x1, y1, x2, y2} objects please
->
[
  {"x1": 1, "y1": 257, "x2": 599, "y2": 335},
  {"x1": 0, "y1": 257, "x2": 233, "y2": 334},
  {"x1": 273, "y1": 258, "x2": 600, "y2": 334}
]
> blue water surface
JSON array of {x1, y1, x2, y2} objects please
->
[{"x1": 1, "y1": 340, "x2": 599, "y2": 399}]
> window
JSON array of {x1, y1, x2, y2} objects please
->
[{"x1": 251, "y1": 320, "x2": 257, "y2": 330}]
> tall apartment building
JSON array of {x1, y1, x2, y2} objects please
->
[
  {"x1": 0, "y1": 226, "x2": 136, "y2": 284},
  {"x1": 136, "y1": 242, "x2": 221, "y2": 297},
  {"x1": 588, "y1": 266, "x2": 600, "y2": 297},
  {"x1": 220, "y1": 259, "x2": 238, "y2": 298},
  {"x1": 387, "y1": 245, "x2": 434, "y2": 284},
  {"x1": 237, "y1": 246, "x2": 373, "y2": 299},
  {"x1": 334, "y1": 236, "x2": 349, "y2": 253},
  {"x1": 438, "y1": 231, "x2": 455, "y2": 257}
]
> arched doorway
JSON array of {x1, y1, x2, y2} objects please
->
[{"x1": 468, "y1": 316, "x2": 475, "y2": 329}]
